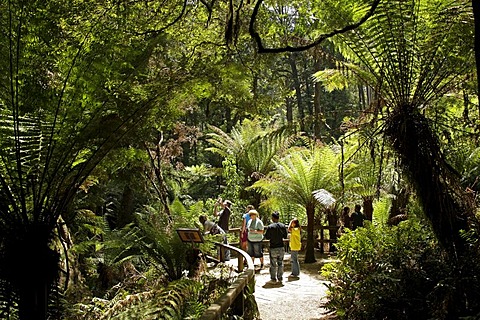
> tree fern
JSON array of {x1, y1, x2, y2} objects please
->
[
  {"x1": 314, "y1": 0, "x2": 478, "y2": 257},
  {"x1": 251, "y1": 143, "x2": 340, "y2": 262},
  {"x1": 207, "y1": 119, "x2": 299, "y2": 178},
  {"x1": 77, "y1": 279, "x2": 205, "y2": 320},
  {"x1": 0, "y1": 0, "x2": 187, "y2": 316}
]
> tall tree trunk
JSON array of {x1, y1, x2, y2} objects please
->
[
  {"x1": 304, "y1": 59, "x2": 314, "y2": 132},
  {"x1": 326, "y1": 208, "x2": 339, "y2": 252},
  {"x1": 225, "y1": 106, "x2": 233, "y2": 133},
  {"x1": 389, "y1": 187, "x2": 410, "y2": 219},
  {"x1": 252, "y1": 74, "x2": 258, "y2": 111},
  {"x1": 19, "y1": 281, "x2": 48, "y2": 320},
  {"x1": 117, "y1": 185, "x2": 134, "y2": 228},
  {"x1": 313, "y1": 59, "x2": 323, "y2": 140},
  {"x1": 358, "y1": 84, "x2": 365, "y2": 109},
  {"x1": 384, "y1": 105, "x2": 477, "y2": 259},
  {"x1": 473, "y1": 0, "x2": 480, "y2": 117},
  {"x1": 286, "y1": 96, "x2": 293, "y2": 124},
  {"x1": 289, "y1": 54, "x2": 305, "y2": 132},
  {"x1": 304, "y1": 202, "x2": 317, "y2": 263},
  {"x1": 7, "y1": 224, "x2": 59, "y2": 320}
]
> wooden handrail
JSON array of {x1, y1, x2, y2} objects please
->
[{"x1": 200, "y1": 243, "x2": 255, "y2": 320}]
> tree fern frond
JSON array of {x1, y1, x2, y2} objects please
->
[
  {"x1": 317, "y1": 0, "x2": 473, "y2": 112},
  {"x1": 251, "y1": 144, "x2": 341, "y2": 207},
  {"x1": 99, "y1": 279, "x2": 202, "y2": 320},
  {"x1": 313, "y1": 189, "x2": 336, "y2": 207}
]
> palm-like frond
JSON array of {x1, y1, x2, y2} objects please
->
[
  {"x1": 207, "y1": 120, "x2": 299, "y2": 179},
  {"x1": 75, "y1": 279, "x2": 201, "y2": 320},
  {"x1": 313, "y1": 189, "x2": 336, "y2": 207},
  {"x1": 315, "y1": 0, "x2": 477, "y2": 255},
  {"x1": 251, "y1": 143, "x2": 340, "y2": 262},
  {"x1": 340, "y1": 130, "x2": 396, "y2": 201},
  {"x1": 243, "y1": 126, "x2": 299, "y2": 176},
  {"x1": 104, "y1": 218, "x2": 189, "y2": 283},
  {"x1": 205, "y1": 125, "x2": 242, "y2": 158},
  {"x1": 315, "y1": 0, "x2": 473, "y2": 110},
  {"x1": 251, "y1": 145, "x2": 339, "y2": 207}
]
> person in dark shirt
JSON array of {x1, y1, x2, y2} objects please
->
[
  {"x1": 213, "y1": 198, "x2": 232, "y2": 260},
  {"x1": 264, "y1": 211, "x2": 288, "y2": 283},
  {"x1": 214, "y1": 198, "x2": 232, "y2": 232},
  {"x1": 351, "y1": 204, "x2": 366, "y2": 230}
]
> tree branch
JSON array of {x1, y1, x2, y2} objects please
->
[{"x1": 249, "y1": 0, "x2": 382, "y2": 53}]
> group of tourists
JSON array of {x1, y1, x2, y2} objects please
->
[
  {"x1": 199, "y1": 199, "x2": 303, "y2": 283},
  {"x1": 240, "y1": 206, "x2": 302, "y2": 283},
  {"x1": 340, "y1": 204, "x2": 366, "y2": 233},
  {"x1": 199, "y1": 197, "x2": 367, "y2": 284}
]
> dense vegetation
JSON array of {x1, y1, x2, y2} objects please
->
[{"x1": 0, "y1": 0, "x2": 479, "y2": 319}]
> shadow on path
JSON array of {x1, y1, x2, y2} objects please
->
[{"x1": 252, "y1": 251, "x2": 338, "y2": 320}]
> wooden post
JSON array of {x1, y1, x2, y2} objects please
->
[
  {"x1": 238, "y1": 255, "x2": 244, "y2": 271},
  {"x1": 320, "y1": 227, "x2": 324, "y2": 253}
]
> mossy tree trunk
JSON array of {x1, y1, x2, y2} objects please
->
[{"x1": 384, "y1": 105, "x2": 477, "y2": 258}]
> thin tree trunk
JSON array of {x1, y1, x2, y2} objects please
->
[
  {"x1": 19, "y1": 283, "x2": 48, "y2": 320},
  {"x1": 304, "y1": 202, "x2": 316, "y2": 263},
  {"x1": 289, "y1": 54, "x2": 304, "y2": 132},
  {"x1": 304, "y1": 59, "x2": 314, "y2": 132},
  {"x1": 10, "y1": 226, "x2": 59, "y2": 320},
  {"x1": 358, "y1": 84, "x2": 365, "y2": 109},
  {"x1": 473, "y1": 0, "x2": 480, "y2": 117},
  {"x1": 117, "y1": 185, "x2": 134, "y2": 228},
  {"x1": 225, "y1": 106, "x2": 232, "y2": 133},
  {"x1": 326, "y1": 208, "x2": 338, "y2": 252},
  {"x1": 286, "y1": 96, "x2": 293, "y2": 124},
  {"x1": 362, "y1": 197, "x2": 373, "y2": 222},
  {"x1": 313, "y1": 59, "x2": 322, "y2": 140}
]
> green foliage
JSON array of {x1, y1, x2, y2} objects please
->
[
  {"x1": 70, "y1": 279, "x2": 203, "y2": 320},
  {"x1": 240, "y1": 279, "x2": 260, "y2": 320},
  {"x1": 322, "y1": 219, "x2": 480, "y2": 319},
  {"x1": 371, "y1": 197, "x2": 391, "y2": 226},
  {"x1": 339, "y1": 126, "x2": 397, "y2": 205},
  {"x1": 206, "y1": 119, "x2": 299, "y2": 191},
  {"x1": 251, "y1": 142, "x2": 340, "y2": 262},
  {"x1": 127, "y1": 218, "x2": 191, "y2": 282},
  {"x1": 313, "y1": 67, "x2": 352, "y2": 92},
  {"x1": 179, "y1": 164, "x2": 219, "y2": 202},
  {"x1": 252, "y1": 144, "x2": 339, "y2": 207},
  {"x1": 221, "y1": 156, "x2": 244, "y2": 202},
  {"x1": 66, "y1": 200, "x2": 243, "y2": 319}
]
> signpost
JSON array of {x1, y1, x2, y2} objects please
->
[{"x1": 176, "y1": 228, "x2": 204, "y2": 244}]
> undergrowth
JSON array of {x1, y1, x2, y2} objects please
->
[{"x1": 322, "y1": 219, "x2": 480, "y2": 319}]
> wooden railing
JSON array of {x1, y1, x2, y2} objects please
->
[
  {"x1": 200, "y1": 243, "x2": 255, "y2": 320},
  {"x1": 200, "y1": 225, "x2": 340, "y2": 319},
  {"x1": 227, "y1": 225, "x2": 341, "y2": 253},
  {"x1": 316, "y1": 226, "x2": 340, "y2": 253}
]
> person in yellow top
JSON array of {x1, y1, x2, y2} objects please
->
[{"x1": 288, "y1": 218, "x2": 301, "y2": 278}]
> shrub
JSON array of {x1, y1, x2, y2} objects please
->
[{"x1": 321, "y1": 219, "x2": 480, "y2": 319}]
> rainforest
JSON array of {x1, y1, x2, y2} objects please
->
[{"x1": 0, "y1": 0, "x2": 479, "y2": 319}]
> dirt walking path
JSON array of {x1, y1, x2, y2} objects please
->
[{"x1": 253, "y1": 252, "x2": 337, "y2": 320}]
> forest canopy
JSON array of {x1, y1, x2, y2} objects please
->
[{"x1": 0, "y1": 0, "x2": 479, "y2": 319}]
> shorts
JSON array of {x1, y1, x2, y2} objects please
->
[
  {"x1": 247, "y1": 240, "x2": 263, "y2": 258},
  {"x1": 240, "y1": 229, "x2": 248, "y2": 243}
]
